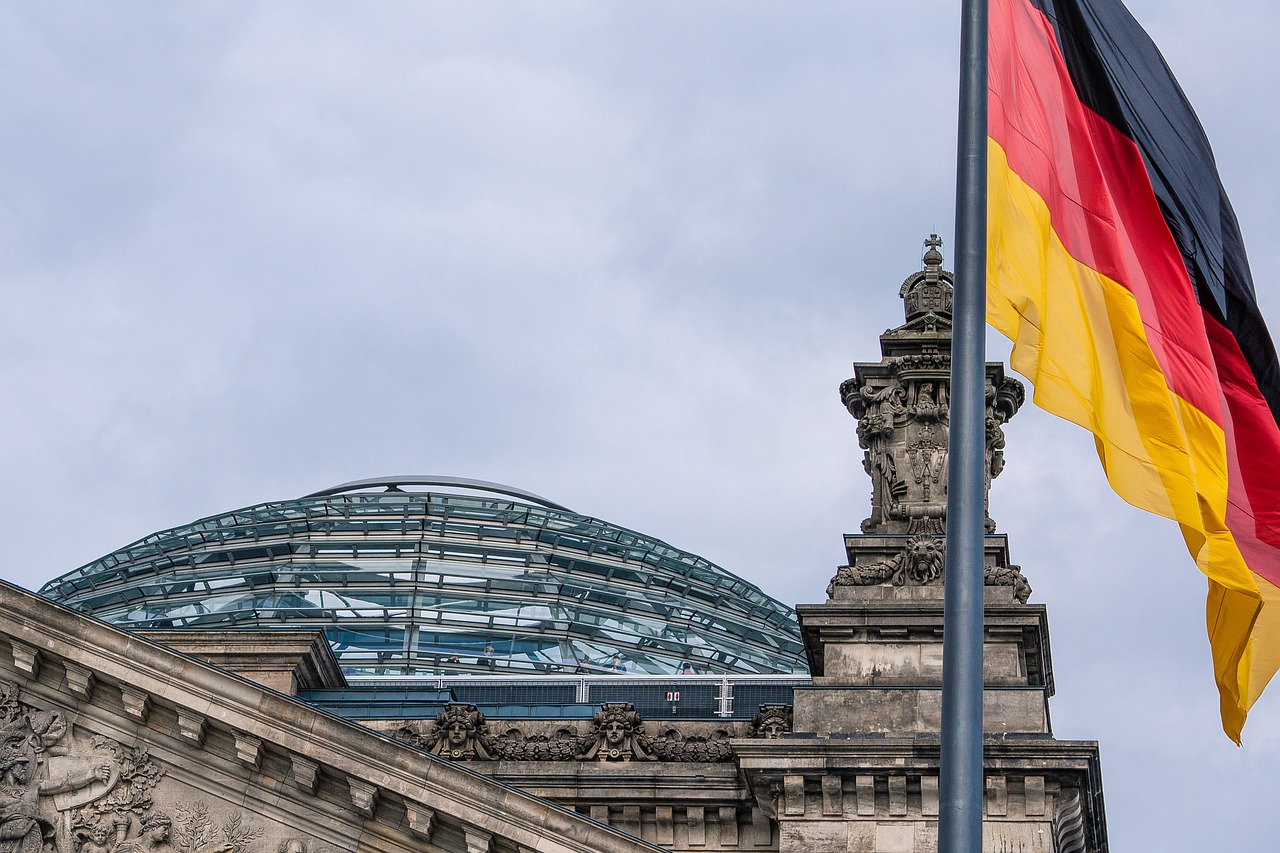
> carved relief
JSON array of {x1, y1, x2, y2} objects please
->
[
  {"x1": 985, "y1": 563, "x2": 1033, "y2": 605},
  {"x1": 581, "y1": 705, "x2": 654, "y2": 762},
  {"x1": 0, "y1": 680, "x2": 350, "y2": 853},
  {"x1": 826, "y1": 537, "x2": 1031, "y2": 602},
  {"x1": 172, "y1": 803, "x2": 264, "y2": 853},
  {"x1": 69, "y1": 739, "x2": 165, "y2": 852},
  {"x1": 392, "y1": 703, "x2": 736, "y2": 762},
  {"x1": 841, "y1": 235, "x2": 1025, "y2": 537},
  {"x1": 849, "y1": 373, "x2": 954, "y2": 536},
  {"x1": 490, "y1": 729, "x2": 582, "y2": 762},
  {"x1": 418, "y1": 705, "x2": 496, "y2": 761},
  {"x1": 648, "y1": 730, "x2": 732, "y2": 763},
  {"x1": 827, "y1": 534, "x2": 945, "y2": 596},
  {"x1": 1, "y1": 681, "x2": 139, "y2": 853},
  {"x1": 750, "y1": 706, "x2": 792, "y2": 739}
]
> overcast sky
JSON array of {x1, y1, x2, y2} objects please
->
[{"x1": 2, "y1": 2, "x2": 1278, "y2": 848}]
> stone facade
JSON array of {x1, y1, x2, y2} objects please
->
[
  {"x1": 2, "y1": 236, "x2": 1106, "y2": 853},
  {"x1": 0, "y1": 583, "x2": 659, "y2": 853}
]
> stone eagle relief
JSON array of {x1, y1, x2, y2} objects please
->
[{"x1": 0, "y1": 682, "x2": 331, "y2": 853}]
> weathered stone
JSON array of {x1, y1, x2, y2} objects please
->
[{"x1": 0, "y1": 583, "x2": 667, "y2": 853}]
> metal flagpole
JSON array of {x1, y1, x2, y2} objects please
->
[{"x1": 940, "y1": 0, "x2": 988, "y2": 849}]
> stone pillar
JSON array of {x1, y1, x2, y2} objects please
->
[{"x1": 736, "y1": 237, "x2": 1107, "y2": 853}]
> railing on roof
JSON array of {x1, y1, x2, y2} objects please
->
[{"x1": 303, "y1": 673, "x2": 811, "y2": 720}]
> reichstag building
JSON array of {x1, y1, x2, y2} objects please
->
[{"x1": 0, "y1": 241, "x2": 1107, "y2": 853}]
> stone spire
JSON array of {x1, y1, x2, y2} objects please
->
[
  {"x1": 731, "y1": 239, "x2": 1109, "y2": 853},
  {"x1": 839, "y1": 234, "x2": 1025, "y2": 536}
]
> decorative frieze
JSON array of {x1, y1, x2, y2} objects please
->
[
  {"x1": 393, "y1": 702, "x2": 749, "y2": 763},
  {"x1": 742, "y1": 768, "x2": 1075, "y2": 829},
  {"x1": 826, "y1": 534, "x2": 1032, "y2": 603}
]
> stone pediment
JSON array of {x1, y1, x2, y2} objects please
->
[{"x1": 0, "y1": 580, "x2": 660, "y2": 853}]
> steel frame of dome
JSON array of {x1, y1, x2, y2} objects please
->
[{"x1": 40, "y1": 478, "x2": 807, "y2": 678}]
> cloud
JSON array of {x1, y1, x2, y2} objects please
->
[{"x1": 1, "y1": 2, "x2": 1278, "y2": 849}]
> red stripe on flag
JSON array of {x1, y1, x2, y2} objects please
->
[
  {"x1": 1205, "y1": 310, "x2": 1280, "y2": 582},
  {"x1": 989, "y1": 0, "x2": 1220, "y2": 423}
]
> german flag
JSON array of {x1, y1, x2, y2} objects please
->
[{"x1": 987, "y1": 0, "x2": 1280, "y2": 741}]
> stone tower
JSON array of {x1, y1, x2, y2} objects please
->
[{"x1": 736, "y1": 237, "x2": 1108, "y2": 852}]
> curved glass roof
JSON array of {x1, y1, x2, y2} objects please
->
[{"x1": 40, "y1": 478, "x2": 807, "y2": 678}]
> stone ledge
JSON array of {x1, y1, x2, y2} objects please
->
[{"x1": 138, "y1": 629, "x2": 347, "y2": 694}]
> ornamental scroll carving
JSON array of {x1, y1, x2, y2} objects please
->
[{"x1": 826, "y1": 535, "x2": 1032, "y2": 604}]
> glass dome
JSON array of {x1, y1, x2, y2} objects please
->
[{"x1": 40, "y1": 477, "x2": 807, "y2": 678}]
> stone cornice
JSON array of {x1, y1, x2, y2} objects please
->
[
  {"x1": 0, "y1": 579, "x2": 663, "y2": 853},
  {"x1": 137, "y1": 628, "x2": 348, "y2": 692}
]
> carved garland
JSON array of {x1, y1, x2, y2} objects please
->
[{"x1": 393, "y1": 702, "x2": 794, "y2": 763}]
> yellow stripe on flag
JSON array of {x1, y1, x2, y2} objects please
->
[{"x1": 987, "y1": 138, "x2": 1266, "y2": 740}]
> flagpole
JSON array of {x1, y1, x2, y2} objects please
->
[{"x1": 940, "y1": 0, "x2": 988, "y2": 849}]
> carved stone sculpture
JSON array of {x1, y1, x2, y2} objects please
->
[
  {"x1": 0, "y1": 681, "x2": 286, "y2": 853},
  {"x1": 985, "y1": 563, "x2": 1033, "y2": 605},
  {"x1": 827, "y1": 535, "x2": 1032, "y2": 603},
  {"x1": 390, "y1": 703, "x2": 740, "y2": 762},
  {"x1": 421, "y1": 705, "x2": 496, "y2": 761},
  {"x1": 840, "y1": 235, "x2": 1024, "y2": 536},
  {"x1": 582, "y1": 704, "x2": 654, "y2": 762},
  {"x1": 750, "y1": 706, "x2": 792, "y2": 739},
  {"x1": 490, "y1": 729, "x2": 584, "y2": 762},
  {"x1": 648, "y1": 730, "x2": 733, "y2": 762},
  {"x1": 1, "y1": 682, "x2": 130, "y2": 853},
  {"x1": 827, "y1": 534, "x2": 946, "y2": 596}
]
